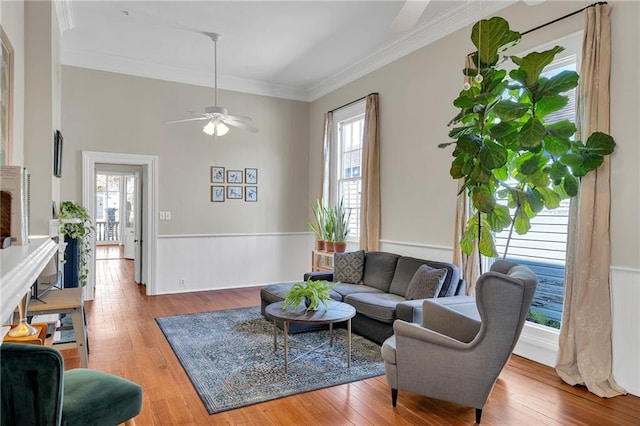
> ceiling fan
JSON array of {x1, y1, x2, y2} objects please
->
[
  {"x1": 391, "y1": 0, "x2": 431, "y2": 32},
  {"x1": 167, "y1": 32, "x2": 259, "y2": 136}
]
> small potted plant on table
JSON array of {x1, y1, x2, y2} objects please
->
[{"x1": 283, "y1": 279, "x2": 336, "y2": 312}]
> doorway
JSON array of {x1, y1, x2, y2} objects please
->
[
  {"x1": 95, "y1": 167, "x2": 143, "y2": 283},
  {"x1": 82, "y1": 151, "x2": 158, "y2": 301}
]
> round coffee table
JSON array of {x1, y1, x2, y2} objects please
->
[{"x1": 264, "y1": 300, "x2": 356, "y2": 373}]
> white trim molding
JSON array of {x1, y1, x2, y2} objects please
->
[
  {"x1": 53, "y1": 0, "x2": 76, "y2": 35},
  {"x1": 378, "y1": 239, "x2": 454, "y2": 263},
  {"x1": 82, "y1": 151, "x2": 159, "y2": 299}
]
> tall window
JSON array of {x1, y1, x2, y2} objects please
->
[
  {"x1": 494, "y1": 33, "x2": 581, "y2": 329},
  {"x1": 330, "y1": 101, "x2": 365, "y2": 240}
]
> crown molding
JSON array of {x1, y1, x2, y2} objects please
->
[
  {"x1": 53, "y1": 0, "x2": 76, "y2": 35},
  {"x1": 60, "y1": 47, "x2": 309, "y2": 101},
  {"x1": 306, "y1": 0, "x2": 517, "y2": 101},
  {"x1": 61, "y1": 0, "x2": 515, "y2": 102}
]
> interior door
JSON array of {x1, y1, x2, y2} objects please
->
[
  {"x1": 123, "y1": 173, "x2": 142, "y2": 284},
  {"x1": 123, "y1": 174, "x2": 136, "y2": 259},
  {"x1": 133, "y1": 173, "x2": 142, "y2": 284}
]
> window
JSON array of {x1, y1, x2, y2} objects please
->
[
  {"x1": 330, "y1": 101, "x2": 365, "y2": 241},
  {"x1": 493, "y1": 32, "x2": 581, "y2": 329}
]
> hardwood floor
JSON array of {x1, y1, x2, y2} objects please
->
[{"x1": 58, "y1": 248, "x2": 640, "y2": 425}]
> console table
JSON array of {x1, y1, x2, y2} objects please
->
[{"x1": 25, "y1": 287, "x2": 88, "y2": 368}]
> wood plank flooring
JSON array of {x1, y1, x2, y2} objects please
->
[{"x1": 58, "y1": 246, "x2": 640, "y2": 425}]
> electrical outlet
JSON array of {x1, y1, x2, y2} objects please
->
[
  {"x1": 159, "y1": 211, "x2": 166, "y2": 220},
  {"x1": 165, "y1": 211, "x2": 172, "y2": 220},
  {"x1": 178, "y1": 278, "x2": 186, "y2": 288}
]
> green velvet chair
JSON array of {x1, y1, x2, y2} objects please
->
[{"x1": 1, "y1": 342, "x2": 142, "y2": 426}]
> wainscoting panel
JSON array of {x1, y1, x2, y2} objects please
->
[
  {"x1": 156, "y1": 233, "x2": 314, "y2": 294},
  {"x1": 611, "y1": 266, "x2": 640, "y2": 396}
]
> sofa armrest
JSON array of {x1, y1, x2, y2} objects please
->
[
  {"x1": 303, "y1": 271, "x2": 334, "y2": 282},
  {"x1": 455, "y1": 278, "x2": 467, "y2": 295}
]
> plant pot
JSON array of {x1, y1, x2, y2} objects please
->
[
  {"x1": 304, "y1": 297, "x2": 312, "y2": 310},
  {"x1": 334, "y1": 242, "x2": 347, "y2": 252},
  {"x1": 325, "y1": 241, "x2": 335, "y2": 252},
  {"x1": 317, "y1": 240, "x2": 326, "y2": 251}
]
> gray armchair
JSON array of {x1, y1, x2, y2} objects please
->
[{"x1": 381, "y1": 260, "x2": 537, "y2": 423}]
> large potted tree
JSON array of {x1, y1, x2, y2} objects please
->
[{"x1": 440, "y1": 17, "x2": 615, "y2": 264}]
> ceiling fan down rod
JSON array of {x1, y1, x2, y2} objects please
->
[{"x1": 203, "y1": 32, "x2": 221, "y2": 107}]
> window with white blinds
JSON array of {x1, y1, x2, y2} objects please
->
[
  {"x1": 495, "y1": 55, "x2": 577, "y2": 265},
  {"x1": 492, "y1": 32, "x2": 581, "y2": 329},
  {"x1": 331, "y1": 101, "x2": 365, "y2": 240}
]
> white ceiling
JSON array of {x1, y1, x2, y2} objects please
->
[{"x1": 58, "y1": 1, "x2": 519, "y2": 101}]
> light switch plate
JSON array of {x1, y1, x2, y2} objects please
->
[{"x1": 159, "y1": 211, "x2": 166, "y2": 220}]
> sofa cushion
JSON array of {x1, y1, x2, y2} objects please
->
[
  {"x1": 332, "y1": 283, "x2": 383, "y2": 299},
  {"x1": 344, "y1": 292, "x2": 405, "y2": 323},
  {"x1": 362, "y1": 252, "x2": 400, "y2": 292},
  {"x1": 389, "y1": 257, "x2": 431, "y2": 297},
  {"x1": 405, "y1": 265, "x2": 447, "y2": 300},
  {"x1": 334, "y1": 250, "x2": 365, "y2": 284}
]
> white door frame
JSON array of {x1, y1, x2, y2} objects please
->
[{"x1": 82, "y1": 151, "x2": 158, "y2": 300}]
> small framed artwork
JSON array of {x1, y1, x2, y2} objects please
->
[
  {"x1": 211, "y1": 186, "x2": 225, "y2": 202},
  {"x1": 227, "y1": 186, "x2": 243, "y2": 199},
  {"x1": 245, "y1": 186, "x2": 258, "y2": 202},
  {"x1": 245, "y1": 168, "x2": 258, "y2": 184},
  {"x1": 227, "y1": 170, "x2": 243, "y2": 183},
  {"x1": 211, "y1": 166, "x2": 225, "y2": 183}
]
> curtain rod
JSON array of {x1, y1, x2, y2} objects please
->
[
  {"x1": 328, "y1": 92, "x2": 378, "y2": 113},
  {"x1": 521, "y1": 1, "x2": 607, "y2": 36},
  {"x1": 466, "y1": 1, "x2": 607, "y2": 57}
]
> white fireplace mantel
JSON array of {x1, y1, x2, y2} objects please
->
[{"x1": 0, "y1": 237, "x2": 59, "y2": 325}]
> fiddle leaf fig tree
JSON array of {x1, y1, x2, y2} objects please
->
[{"x1": 440, "y1": 17, "x2": 615, "y2": 258}]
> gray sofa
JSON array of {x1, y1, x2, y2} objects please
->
[{"x1": 260, "y1": 251, "x2": 466, "y2": 345}]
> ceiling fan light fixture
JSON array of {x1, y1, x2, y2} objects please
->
[{"x1": 203, "y1": 120, "x2": 229, "y2": 136}]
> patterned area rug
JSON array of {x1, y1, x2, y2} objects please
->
[{"x1": 156, "y1": 306, "x2": 384, "y2": 414}]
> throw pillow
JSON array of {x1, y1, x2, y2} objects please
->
[
  {"x1": 334, "y1": 250, "x2": 365, "y2": 284},
  {"x1": 405, "y1": 265, "x2": 447, "y2": 300}
]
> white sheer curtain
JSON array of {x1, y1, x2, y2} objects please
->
[
  {"x1": 555, "y1": 3, "x2": 625, "y2": 398},
  {"x1": 360, "y1": 94, "x2": 380, "y2": 251}
]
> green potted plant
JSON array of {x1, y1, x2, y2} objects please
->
[
  {"x1": 58, "y1": 201, "x2": 94, "y2": 287},
  {"x1": 332, "y1": 199, "x2": 351, "y2": 252},
  {"x1": 307, "y1": 199, "x2": 329, "y2": 251},
  {"x1": 439, "y1": 17, "x2": 615, "y2": 266},
  {"x1": 282, "y1": 279, "x2": 336, "y2": 312}
]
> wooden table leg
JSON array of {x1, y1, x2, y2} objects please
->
[
  {"x1": 347, "y1": 318, "x2": 352, "y2": 368},
  {"x1": 70, "y1": 308, "x2": 89, "y2": 368},
  {"x1": 272, "y1": 319, "x2": 277, "y2": 350},
  {"x1": 284, "y1": 321, "x2": 289, "y2": 374},
  {"x1": 329, "y1": 323, "x2": 334, "y2": 347}
]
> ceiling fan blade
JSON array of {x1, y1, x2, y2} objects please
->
[
  {"x1": 166, "y1": 117, "x2": 209, "y2": 124},
  {"x1": 222, "y1": 116, "x2": 259, "y2": 133},
  {"x1": 391, "y1": 0, "x2": 430, "y2": 32},
  {"x1": 226, "y1": 114, "x2": 254, "y2": 124},
  {"x1": 186, "y1": 110, "x2": 210, "y2": 117}
]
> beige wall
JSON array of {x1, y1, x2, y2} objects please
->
[
  {"x1": 309, "y1": 0, "x2": 640, "y2": 269},
  {"x1": 23, "y1": 0, "x2": 61, "y2": 235},
  {"x1": 1, "y1": 0, "x2": 25, "y2": 167},
  {"x1": 61, "y1": 66, "x2": 310, "y2": 235}
]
